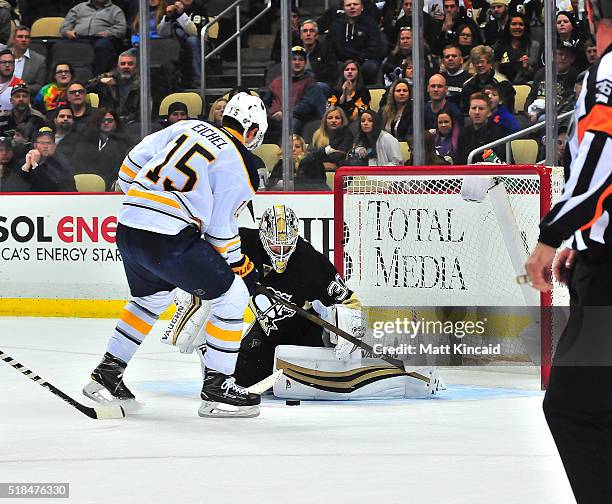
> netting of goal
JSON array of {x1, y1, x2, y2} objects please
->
[{"x1": 334, "y1": 165, "x2": 569, "y2": 388}]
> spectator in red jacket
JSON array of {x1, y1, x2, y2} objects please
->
[{"x1": 264, "y1": 46, "x2": 325, "y2": 142}]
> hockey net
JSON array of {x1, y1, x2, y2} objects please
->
[{"x1": 333, "y1": 165, "x2": 568, "y2": 388}]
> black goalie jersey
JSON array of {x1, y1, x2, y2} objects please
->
[{"x1": 234, "y1": 227, "x2": 354, "y2": 386}]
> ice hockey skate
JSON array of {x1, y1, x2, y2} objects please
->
[
  {"x1": 83, "y1": 352, "x2": 137, "y2": 404},
  {"x1": 199, "y1": 368, "x2": 261, "y2": 418}
]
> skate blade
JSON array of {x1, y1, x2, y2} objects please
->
[
  {"x1": 83, "y1": 381, "x2": 141, "y2": 412},
  {"x1": 198, "y1": 401, "x2": 260, "y2": 418}
]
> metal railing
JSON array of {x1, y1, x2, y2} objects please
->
[
  {"x1": 467, "y1": 110, "x2": 574, "y2": 165},
  {"x1": 199, "y1": 0, "x2": 272, "y2": 99}
]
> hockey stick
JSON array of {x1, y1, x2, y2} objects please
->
[
  {"x1": 0, "y1": 349, "x2": 125, "y2": 420},
  {"x1": 254, "y1": 286, "x2": 432, "y2": 384},
  {"x1": 246, "y1": 369, "x2": 283, "y2": 394}
]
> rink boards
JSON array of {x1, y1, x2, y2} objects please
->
[{"x1": 0, "y1": 192, "x2": 334, "y2": 317}]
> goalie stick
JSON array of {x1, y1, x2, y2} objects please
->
[
  {"x1": 254, "y1": 286, "x2": 433, "y2": 385},
  {"x1": 246, "y1": 369, "x2": 283, "y2": 394},
  {"x1": 0, "y1": 349, "x2": 125, "y2": 420}
]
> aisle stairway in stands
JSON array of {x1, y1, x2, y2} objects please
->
[{"x1": 203, "y1": 0, "x2": 328, "y2": 93}]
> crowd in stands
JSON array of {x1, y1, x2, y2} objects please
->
[{"x1": 0, "y1": 0, "x2": 598, "y2": 193}]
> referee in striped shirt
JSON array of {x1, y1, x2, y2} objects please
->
[{"x1": 525, "y1": 2, "x2": 612, "y2": 502}]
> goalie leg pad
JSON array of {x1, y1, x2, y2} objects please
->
[
  {"x1": 161, "y1": 289, "x2": 211, "y2": 354},
  {"x1": 273, "y1": 345, "x2": 442, "y2": 400}
]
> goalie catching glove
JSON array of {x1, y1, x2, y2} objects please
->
[{"x1": 231, "y1": 255, "x2": 259, "y2": 296}]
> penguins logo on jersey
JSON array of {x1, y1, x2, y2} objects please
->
[{"x1": 251, "y1": 288, "x2": 296, "y2": 335}]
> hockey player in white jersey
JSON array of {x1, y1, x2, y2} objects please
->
[{"x1": 83, "y1": 92, "x2": 268, "y2": 418}]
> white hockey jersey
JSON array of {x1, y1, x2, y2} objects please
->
[{"x1": 117, "y1": 120, "x2": 259, "y2": 263}]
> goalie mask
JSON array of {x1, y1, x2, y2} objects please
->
[
  {"x1": 259, "y1": 205, "x2": 299, "y2": 273},
  {"x1": 223, "y1": 92, "x2": 268, "y2": 151}
]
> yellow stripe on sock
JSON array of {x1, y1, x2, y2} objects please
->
[
  {"x1": 120, "y1": 308, "x2": 153, "y2": 334},
  {"x1": 205, "y1": 321, "x2": 242, "y2": 342}
]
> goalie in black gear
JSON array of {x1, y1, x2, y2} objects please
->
[
  {"x1": 165, "y1": 205, "x2": 441, "y2": 400},
  {"x1": 235, "y1": 205, "x2": 362, "y2": 387}
]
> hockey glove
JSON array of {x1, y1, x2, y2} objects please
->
[{"x1": 231, "y1": 255, "x2": 259, "y2": 296}]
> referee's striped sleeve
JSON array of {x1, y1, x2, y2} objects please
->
[{"x1": 539, "y1": 52, "x2": 612, "y2": 249}]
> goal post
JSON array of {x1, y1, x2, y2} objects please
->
[{"x1": 334, "y1": 165, "x2": 567, "y2": 389}]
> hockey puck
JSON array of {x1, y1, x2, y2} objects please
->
[{"x1": 286, "y1": 400, "x2": 300, "y2": 406}]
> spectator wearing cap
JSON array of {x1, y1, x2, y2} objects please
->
[
  {"x1": 484, "y1": 0, "x2": 510, "y2": 48},
  {"x1": 33, "y1": 62, "x2": 74, "y2": 115},
  {"x1": 167, "y1": 101, "x2": 189, "y2": 125},
  {"x1": 21, "y1": 127, "x2": 77, "y2": 192},
  {"x1": 270, "y1": 4, "x2": 302, "y2": 63},
  {"x1": 299, "y1": 19, "x2": 337, "y2": 94},
  {"x1": 87, "y1": 51, "x2": 140, "y2": 124},
  {"x1": 0, "y1": 83, "x2": 48, "y2": 142},
  {"x1": 264, "y1": 45, "x2": 326, "y2": 142},
  {"x1": 525, "y1": 44, "x2": 579, "y2": 123},
  {"x1": 66, "y1": 82, "x2": 94, "y2": 132},
  {"x1": 61, "y1": 0, "x2": 128, "y2": 75},
  {"x1": 0, "y1": 50, "x2": 25, "y2": 114},
  {"x1": 69, "y1": 108, "x2": 131, "y2": 190},
  {"x1": 328, "y1": 0, "x2": 385, "y2": 86},
  {"x1": 0, "y1": 136, "x2": 31, "y2": 192},
  {"x1": 10, "y1": 26, "x2": 46, "y2": 96}
]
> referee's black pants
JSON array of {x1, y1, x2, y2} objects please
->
[{"x1": 543, "y1": 253, "x2": 612, "y2": 504}]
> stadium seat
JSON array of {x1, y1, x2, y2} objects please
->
[
  {"x1": 369, "y1": 88, "x2": 385, "y2": 112},
  {"x1": 206, "y1": 17, "x2": 220, "y2": 41},
  {"x1": 511, "y1": 139, "x2": 539, "y2": 164},
  {"x1": 253, "y1": 143, "x2": 282, "y2": 173},
  {"x1": 31, "y1": 17, "x2": 64, "y2": 38},
  {"x1": 86, "y1": 93, "x2": 99, "y2": 108},
  {"x1": 158, "y1": 92, "x2": 203, "y2": 118},
  {"x1": 74, "y1": 174, "x2": 106, "y2": 192},
  {"x1": 51, "y1": 41, "x2": 94, "y2": 81},
  {"x1": 399, "y1": 141, "x2": 411, "y2": 164},
  {"x1": 513, "y1": 85, "x2": 531, "y2": 114}
]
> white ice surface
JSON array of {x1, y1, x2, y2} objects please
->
[{"x1": 0, "y1": 317, "x2": 574, "y2": 503}]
